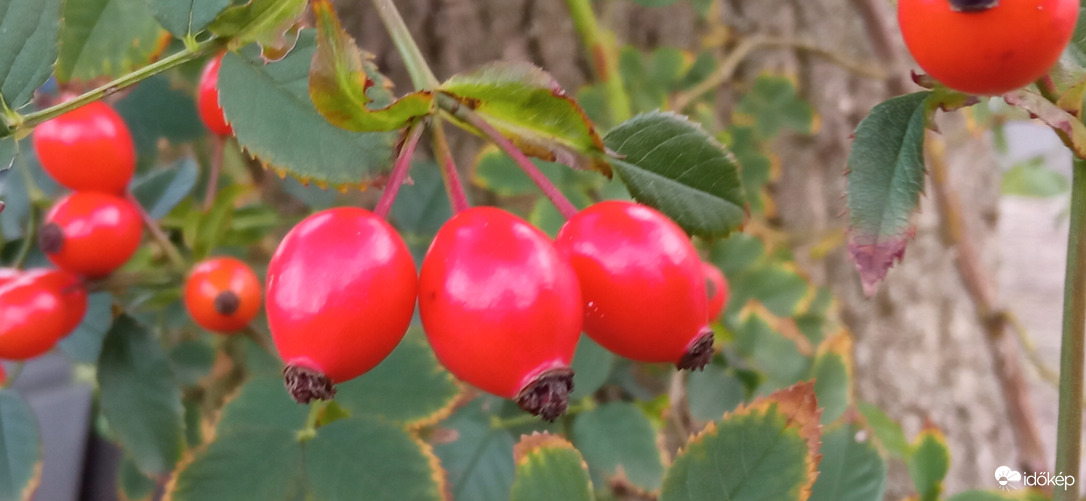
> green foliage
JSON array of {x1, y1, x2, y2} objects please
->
[
  {"x1": 97, "y1": 315, "x2": 185, "y2": 476},
  {"x1": 0, "y1": 390, "x2": 40, "y2": 501},
  {"x1": 115, "y1": 74, "x2": 206, "y2": 166},
  {"x1": 1001, "y1": 155, "x2": 1070, "y2": 197},
  {"x1": 734, "y1": 75, "x2": 818, "y2": 139},
  {"x1": 56, "y1": 292, "x2": 114, "y2": 363},
  {"x1": 846, "y1": 91, "x2": 930, "y2": 295},
  {"x1": 55, "y1": 0, "x2": 165, "y2": 83},
  {"x1": 208, "y1": 0, "x2": 307, "y2": 60},
  {"x1": 131, "y1": 158, "x2": 200, "y2": 219},
  {"x1": 568, "y1": 336, "x2": 615, "y2": 401},
  {"x1": 660, "y1": 384, "x2": 821, "y2": 501},
  {"x1": 810, "y1": 334, "x2": 852, "y2": 424},
  {"x1": 857, "y1": 401, "x2": 909, "y2": 458},
  {"x1": 510, "y1": 434, "x2": 594, "y2": 501},
  {"x1": 218, "y1": 30, "x2": 398, "y2": 189},
  {"x1": 0, "y1": 0, "x2": 61, "y2": 112},
  {"x1": 808, "y1": 423, "x2": 887, "y2": 501},
  {"x1": 440, "y1": 62, "x2": 609, "y2": 174},
  {"x1": 907, "y1": 426, "x2": 951, "y2": 501},
  {"x1": 432, "y1": 398, "x2": 517, "y2": 501},
  {"x1": 147, "y1": 0, "x2": 232, "y2": 39},
  {"x1": 571, "y1": 402, "x2": 664, "y2": 492},
  {"x1": 604, "y1": 111, "x2": 747, "y2": 237}
]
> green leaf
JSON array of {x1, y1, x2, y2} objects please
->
[
  {"x1": 660, "y1": 382, "x2": 822, "y2": 501},
  {"x1": 214, "y1": 378, "x2": 308, "y2": 436},
  {"x1": 118, "y1": 455, "x2": 155, "y2": 501},
  {"x1": 167, "y1": 429, "x2": 307, "y2": 501},
  {"x1": 734, "y1": 75, "x2": 817, "y2": 139},
  {"x1": 604, "y1": 111, "x2": 747, "y2": 238},
  {"x1": 57, "y1": 292, "x2": 113, "y2": 363},
  {"x1": 440, "y1": 62, "x2": 609, "y2": 174},
  {"x1": 730, "y1": 263, "x2": 810, "y2": 317},
  {"x1": 510, "y1": 433, "x2": 594, "y2": 501},
  {"x1": 907, "y1": 426, "x2": 951, "y2": 501},
  {"x1": 209, "y1": 0, "x2": 306, "y2": 61},
  {"x1": 132, "y1": 158, "x2": 200, "y2": 220},
  {"x1": 571, "y1": 402, "x2": 663, "y2": 491},
  {"x1": 810, "y1": 333, "x2": 853, "y2": 424},
  {"x1": 846, "y1": 91, "x2": 930, "y2": 295},
  {"x1": 169, "y1": 340, "x2": 215, "y2": 387},
  {"x1": 389, "y1": 161, "x2": 452, "y2": 264},
  {"x1": 97, "y1": 315, "x2": 184, "y2": 475},
  {"x1": 218, "y1": 30, "x2": 398, "y2": 189},
  {"x1": 569, "y1": 335, "x2": 614, "y2": 400},
  {"x1": 333, "y1": 329, "x2": 461, "y2": 427},
  {"x1": 723, "y1": 125, "x2": 774, "y2": 214},
  {"x1": 308, "y1": 0, "x2": 432, "y2": 132},
  {"x1": 472, "y1": 146, "x2": 601, "y2": 198},
  {"x1": 0, "y1": 390, "x2": 41, "y2": 501},
  {"x1": 686, "y1": 363, "x2": 746, "y2": 422},
  {"x1": 146, "y1": 0, "x2": 231, "y2": 38},
  {"x1": 115, "y1": 74, "x2": 206, "y2": 163},
  {"x1": 809, "y1": 423, "x2": 887, "y2": 501},
  {"x1": 856, "y1": 402, "x2": 908, "y2": 458},
  {"x1": 0, "y1": 0, "x2": 61, "y2": 111},
  {"x1": 1001, "y1": 156, "x2": 1070, "y2": 197},
  {"x1": 710, "y1": 232, "x2": 766, "y2": 278},
  {"x1": 305, "y1": 417, "x2": 447, "y2": 501},
  {"x1": 733, "y1": 314, "x2": 810, "y2": 390},
  {"x1": 432, "y1": 398, "x2": 517, "y2": 501},
  {"x1": 55, "y1": 0, "x2": 166, "y2": 83}
]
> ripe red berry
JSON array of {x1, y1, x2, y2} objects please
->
[
  {"x1": 39, "y1": 192, "x2": 143, "y2": 278},
  {"x1": 267, "y1": 207, "x2": 417, "y2": 403},
  {"x1": 197, "y1": 53, "x2": 233, "y2": 136},
  {"x1": 702, "y1": 262, "x2": 729, "y2": 321},
  {"x1": 33, "y1": 100, "x2": 136, "y2": 194},
  {"x1": 419, "y1": 207, "x2": 581, "y2": 421},
  {"x1": 0, "y1": 268, "x2": 21, "y2": 287},
  {"x1": 0, "y1": 269, "x2": 87, "y2": 360},
  {"x1": 185, "y1": 257, "x2": 261, "y2": 334},
  {"x1": 898, "y1": 0, "x2": 1078, "y2": 95},
  {"x1": 555, "y1": 201, "x2": 713, "y2": 370}
]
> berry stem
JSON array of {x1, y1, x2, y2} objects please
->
[
  {"x1": 436, "y1": 94, "x2": 579, "y2": 219},
  {"x1": 297, "y1": 398, "x2": 329, "y2": 442},
  {"x1": 1054, "y1": 157, "x2": 1086, "y2": 501},
  {"x1": 241, "y1": 325, "x2": 278, "y2": 358},
  {"x1": 369, "y1": 0, "x2": 440, "y2": 90},
  {"x1": 432, "y1": 120, "x2": 470, "y2": 214},
  {"x1": 374, "y1": 120, "x2": 425, "y2": 219},
  {"x1": 124, "y1": 191, "x2": 187, "y2": 269},
  {"x1": 565, "y1": 0, "x2": 631, "y2": 125},
  {"x1": 202, "y1": 135, "x2": 226, "y2": 212},
  {"x1": 8, "y1": 39, "x2": 224, "y2": 137}
]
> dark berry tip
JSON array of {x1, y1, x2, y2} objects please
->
[
  {"x1": 948, "y1": 0, "x2": 998, "y2": 12},
  {"x1": 38, "y1": 223, "x2": 65, "y2": 254},
  {"x1": 214, "y1": 290, "x2": 241, "y2": 316},
  {"x1": 676, "y1": 328, "x2": 715, "y2": 371},
  {"x1": 283, "y1": 364, "x2": 336, "y2": 404},
  {"x1": 514, "y1": 368, "x2": 574, "y2": 422}
]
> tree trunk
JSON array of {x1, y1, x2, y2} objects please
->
[{"x1": 333, "y1": 0, "x2": 1016, "y2": 496}]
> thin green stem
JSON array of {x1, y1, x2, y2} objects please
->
[
  {"x1": 431, "y1": 120, "x2": 470, "y2": 214},
  {"x1": 369, "y1": 0, "x2": 439, "y2": 89},
  {"x1": 437, "y1": 94, "x2": 578, "y2": 218},
  {"x1": 565, "y1": 0, "x2": 631, "y2": 125},
  {"x1": 374, "y1": 120, "x2": 425, "y2": 218},
  {"x1": 297, "y1": 399, "x2": 329, "y2": 442},
  {"x1": 202, "y1": 135, "x2": 226, "y2": 212},
  {"x1": 13, "y1": 206, "x2": 36, "y2": 269},
  {"x1": 7, "y1": 39, "x2": 223, "y2": 137},
  {"x1": 124, "y1": 192, "x2": 187, "y2": 269},
  {"x1": 1054, "y1": 157, "x2": 1086, "y2": 501},
  {"x1": 490, "y1": 403, "x2": 588, "y2": 429}
]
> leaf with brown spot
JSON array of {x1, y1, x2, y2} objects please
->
[
  {"x1": 309, "y1": 0, "x2": 433, "y2": 132},
  {"x1": 1004, "y1": 89, "x2": 1086, "y2": 158}
]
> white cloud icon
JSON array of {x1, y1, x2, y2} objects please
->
[{"x1": 995, "y1": 466, "x2": 1022, "y2": 487}]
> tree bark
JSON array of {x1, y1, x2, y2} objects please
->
[{"x1": 333, "y1": 0, "x2": 1016, "y2": 496}]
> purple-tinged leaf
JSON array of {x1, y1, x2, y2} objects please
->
[
  {"x1": 1004, "y1": 89, "x2": 1086, "y2": 158},
  {"x1": 846, "y1": 91, "x2": 930, "y2": 296}
]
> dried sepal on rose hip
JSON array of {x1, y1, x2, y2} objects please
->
[
  {"x1": 419, "y1": 207, "x2": 581, "y2": 422},
  {"x1": 555, "y1": 200, "x2": 715, "y2": 370},
  {"x1": 266, "y1": 207, "x2": 418, "y2": 403}
]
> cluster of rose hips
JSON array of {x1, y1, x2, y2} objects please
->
[
  {"x1": 0, "y1": 53, "x2": 246, "y2": 365},
  {"x1": 266, "y1": 200, "x2": 730, "y2": 421}
]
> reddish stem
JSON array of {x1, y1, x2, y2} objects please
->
[
  {"x1": 203, "y1": 134, "x2": 225, "y2": 212},
  {"x1": 124, "y1": 191, "x2": 186, "y2": 268},
  {"x1": 374, "y1": 121, "x2": 425, "y2": 218},
  {"x1": 432, "y1": 122, "x2": 470, "y2": 213},
  {"x1": 438, "y1": 95, "x2": 579, "y2": 219}
]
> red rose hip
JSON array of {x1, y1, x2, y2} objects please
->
[
  {"x1": 39, "y1": 192, "x2": 143, "y2": 278},
  {"x1": 555, "y1": 201, "x2": 714, "y2": 369},
  {"x1": 0, "y1": 269, "x2": 87, "y2": 360},
  {"x1": 185, "y1": 257, "x2": 262, "y2": 334},
  {"x1": 197, "y1": 53, "x2": 233, "y2": 136},
  {"x1": 419, "y1": 207, "x2": 582, "y2": 421},
  {"x1": 33, "y1": 100, "x2": 136, "y2": 194},
  {"x1": 267, "y1": 207, "x2": 417, "y2": 403}
]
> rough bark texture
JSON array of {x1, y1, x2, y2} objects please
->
[{"x1": 333, "y1": 0, "x2": 1013, "y2": 496}]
